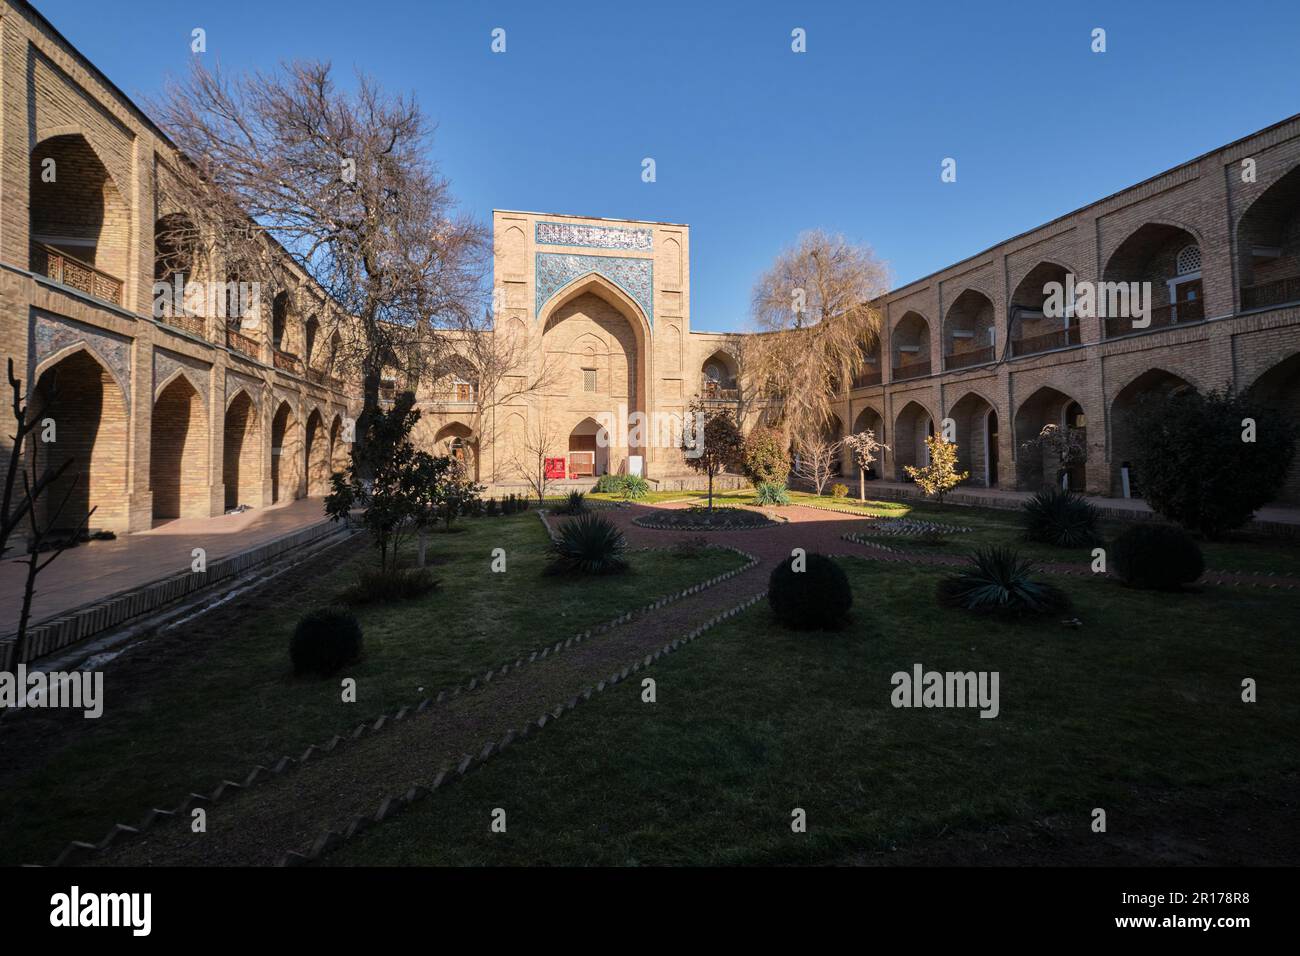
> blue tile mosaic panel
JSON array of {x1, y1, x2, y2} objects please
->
[{"x1": 535, "y1": 253, "x2": 654, "y2": 326}]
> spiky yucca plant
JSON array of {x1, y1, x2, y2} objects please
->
[
  {"x1": 1021, "y1": 487, "x2": 1101, "y2": 548},
  {"x1": 558, "y1": 490, "x2": 587, "y2": 515},
  {"x1": 937, "y1": 546, "x2": 1070, "y2": 616},
  {"x1": 546, "y1": 513, "x2": 629, "y2": 576}
]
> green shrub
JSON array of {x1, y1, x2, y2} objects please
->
[
  {"x1": 290, "y1": 606, "x2": 364, "y2": 676},
  {"x1": 557, "y1": 490, "x2": 587, "y2": 515},
  {"x1": 830, "y1": 483, "x2": 849, "y2": 499},
  {"x1": 936, "y1": 547, "x2": 1071, "y2": 616},
  {"x1": 620, "y1": 475, "x2": 649, "y2": 500},
  {"x1": 754, "y1": 482, "x2": 790, "y2": 506},
  {"x1": 1110, "y1": 523, "x2": 1204, "y2": 590},
  {"x1": 1021, "y1": 487, "x2": 1101, "y2": 548},
  {"x1": 341, "y1": 567, "x2": 439, "y2": 605},
  {"x1": 768, "y1": 553, "x2": 852, "y2": 630},
  {"x1": 593, "y1": 474, "x2": 649, "y2": 500},
  {"x1": 486, "y1": 497, "x2": 499, "y2": 517},
  {"x1": 1129, "y1": 387, "x2": 1297, "y2": 538},
  {"x1": 743, "y1": 427, "x2": 791, "y2": 486},
  {"x1": 546, "y1": 513, "x2": 630, "y2": 575}
]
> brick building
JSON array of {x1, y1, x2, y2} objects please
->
[{"x1": 3, "y1": 0, "x2": 1299, "y2": 541}]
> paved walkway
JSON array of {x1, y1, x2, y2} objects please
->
[
  {"x1": 74, "y1": 501, "x2": 1299, "y2": 866},
  {"x1": 0, "y1": 497, "x2": 330, "y2": 634}
]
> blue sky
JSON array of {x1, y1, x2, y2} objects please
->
[{"x1": 37, "y1": 0, "x2": 1300, "y2": 331}]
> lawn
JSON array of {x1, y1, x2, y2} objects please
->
[
  {"x1": 0, "y1": 510, "x2": 746, "y2": 866},
  {"x1": 328, "y1": 557, "x2": 1300, "y2": 865}
]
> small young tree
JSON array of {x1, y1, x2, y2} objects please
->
[
  {"x1": 324, "y1": 391, "x2": 422, "y2": 570},
  {"x1": 792, "y1": 436, "x2": 842, "y2": 496},
  {"x1": 1130, "y1": 387, "x2": 1297, "y2": 538},
  {"x1": 905, "y1": 435, "x2": 969, "y2": 506},
  {"x1": 513, "y1": 409, "x2": 563, "y2": 506},
  {"x1": 439, "y1": 460, "x2": 484, "y2": 530},
  {"x1": 741, "y1": 426, "x2": 790, "y2": 488},
  {"x1": 680, "y1": 399, "x2": 745, "y2": 513},
  {"x1": 844, "y1": 429, "x2": 889, "y2": 501},
  {"x1": 1020, "y1": 423, "x2": 1087, "y2": 490},
  {"x1": 404, "y1": 451, "x2": 454, "y2": 566}
]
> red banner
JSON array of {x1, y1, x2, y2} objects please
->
[{"x1": 545, "y1": 456, "x2": 567, "y2": 479}]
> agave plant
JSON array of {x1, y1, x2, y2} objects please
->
[
  {"x1": 937, "y1": 546, "x2": 1070, "y2": 615},
  {"x1": 546, "y1": 513, "x2": 630, "y2": 576},
  {"x1": 1020, "y1": 487, "x2": 1101, "y2": 548}
]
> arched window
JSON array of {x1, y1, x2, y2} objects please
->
[{"x1": 1176, "y1": 244, "x2": 1202, "y2": 276}]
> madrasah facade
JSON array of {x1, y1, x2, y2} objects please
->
[{"x1": 3, "y1": 0, "x2": 1300, "y2": 537}]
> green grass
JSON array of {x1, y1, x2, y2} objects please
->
[
  {"x1": 0, "y1": 512, "x2": 745, "y2": 866},
  {"x1": 785, "y1": 491, "x2": 1300, "y2": 575},
  {"x1": 329, "y1": 557, "x2": 1300, "y2": 866}
]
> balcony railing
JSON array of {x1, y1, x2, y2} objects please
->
[
  {"x1": 31, "y1": 242, "x2": 124, "y2": 306},
  {"x1": 431, "y1": 388, "x2": 478, "y2": 405},
  {"x1": 159, "y1": 308, "x2": 205, "y2": 338},
  {"x1": 226, "y1": 328, "x2": 259, "y2": 358},
  {"x1": 1104, "y1": 298, "x2": 1204, "y2": 338},
  {"x1": 1010, "y1": 325, "x2": 1082, "y2": 357},
  {"x1": 851, "y1": 369, "x2": 883, "y2": 389},
  {"x1": 273, "y1": 350, "x2": 304, "y2": 375},
  {"x1": 892, "y1": 360, "x2": 931, "y2": 381},
  {"x1": 944, "y1": 346, "x2": 994, "y2": 370},
  {"x1": 701, "y1": 381, "x2": 740, "y2": 402},
  {"x1": 1241, "y1": 273, "x2": 1300, "y2": 311}
]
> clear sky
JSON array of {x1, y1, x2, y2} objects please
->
[{"x1": 34, "y1": 0, "x2": 1300, "y2": 331}]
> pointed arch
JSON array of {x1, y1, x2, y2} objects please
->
[
  {"x1": 31, "y1": 347, "x2": 130, "y2": 531},
  {"x1": 223, "y1": 389, "x2": 260, "y2": 510},
  {"x1": 151, "y1": 374, "x2": 210, "y2": 520}
]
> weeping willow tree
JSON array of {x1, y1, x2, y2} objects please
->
[{"x1": 746, "y1": 230, "x2": 889, "y2": 448}]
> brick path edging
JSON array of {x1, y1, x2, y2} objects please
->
[
  {"x1": 280, "y1": 587, "x2": 772, "y2": 866},
  {"x1": 40, "y1": 539, "x2": 760, "y2": 867}
]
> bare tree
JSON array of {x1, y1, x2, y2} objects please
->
[
  {"x1": 747, "y1": 230, "x2": 890, "y2": 449},
  {"x1": 433, "y1": 315, "x2": 560, "y2": 482},
  {"x1": 2, "y1": 360, "x2": 94, "y2": 666},
  {"x1": 512, "y1": 408, "x2": 563, "y2": 506},
  {"x1": 2, "y1": 360, "x2": 68, "y2": 558},
  {"x1": 152, "y1": 59, "x2": 489, "y2": 412},
  {"x1": 792, "y1": 436, "x2": 842, "y2": 496}
]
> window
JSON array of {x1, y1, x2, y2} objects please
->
[
  {"x1": 582, "y1": 368, "x2": 597, "y2": 392},
  {"x1": 1176, "y1": 244, "x2": 1202, "y2": 276}
]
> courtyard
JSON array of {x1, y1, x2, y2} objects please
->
[{"x1": 2, "y1": 489, "x2": 1296, "y2": 868}]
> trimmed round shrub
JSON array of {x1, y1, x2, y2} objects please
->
[
  {"x1": 290, "y1": 606, "x2": 364, "y2": 676},
  {"x1": 1021, "y1": 487, "x2": 1101, "y2": 548},
  {"x1": 546, "y1": 512, "x2": 630, "y2": 575},
  {"x1": 754, "y1": 482, "x2": 791, "y2": 506},
  {"x1": 1110, "y1": 523, "x2": 1204, "y2": 590},
  {"x1": 830, "y1": 483, "x2": 849, "y2": 499},
  {"x1": 936, "y1": 546, "x2": 1071, "y2": 617},
  {"x1": 768, "y1": 553, "x2": 852, "y2": 630}
]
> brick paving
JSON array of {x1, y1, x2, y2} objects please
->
[{"x1": 0, "y1": 497, "x2": 330, "y2": 635}]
